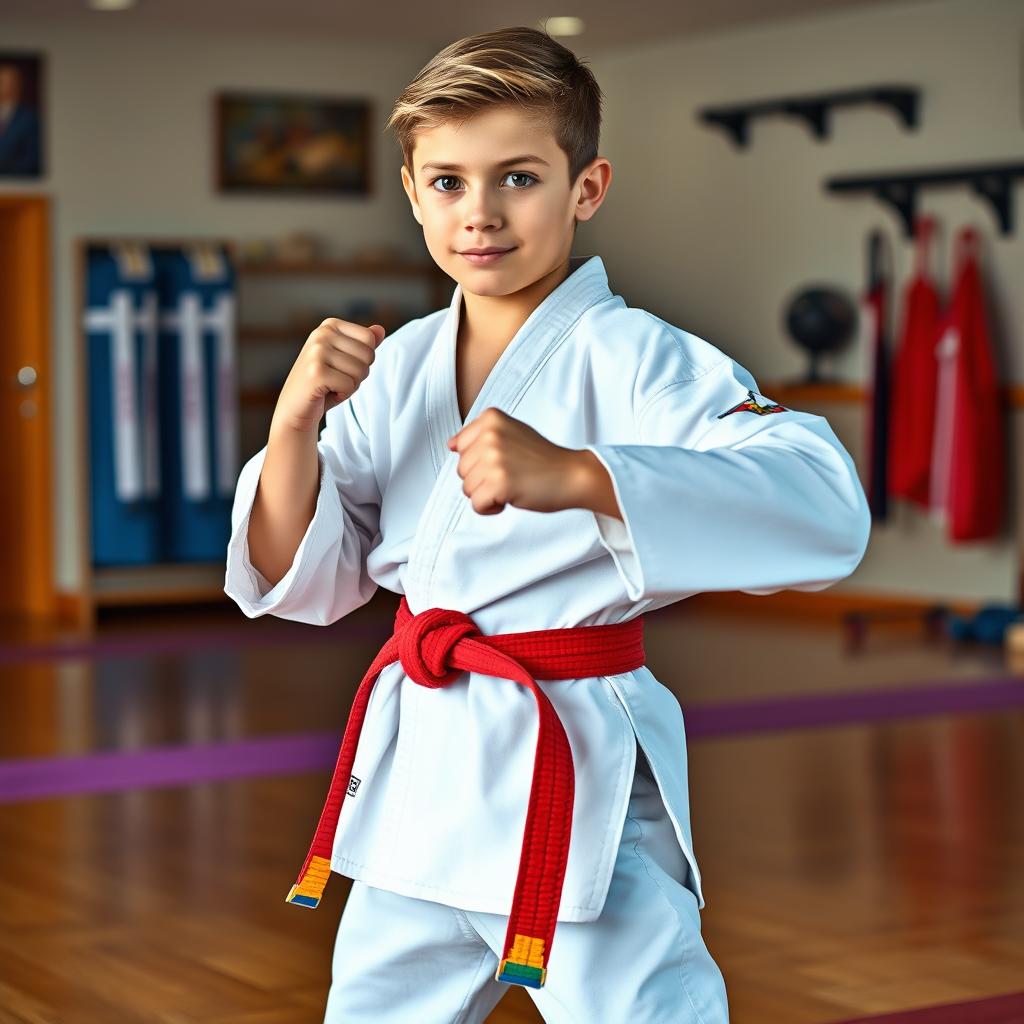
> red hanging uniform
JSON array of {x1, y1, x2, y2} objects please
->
[
  {"x1": 888, "y1": 216, "x2": 940, "y2": 508},
  {"x1": 863, "y1": 229, "x2": 891, "y2": 520},
  {"x1": 929, "y1": 227, "x2": 1005, "y2": 542}
]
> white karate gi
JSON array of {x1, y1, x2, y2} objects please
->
[
  {"x1": 323, "y1": 747, "x2": 730, "y2": 1023},
  {"x1": 224, "y1": 253, "x2": 870, "y2": 1018}
]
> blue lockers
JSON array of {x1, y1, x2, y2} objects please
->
[{"x1": 84, "y1": 242, "x2": 238, "y2": 567}]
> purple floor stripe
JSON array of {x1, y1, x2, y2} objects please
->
[
  {"x1": 829, "y1": 989, "x2": 1024, "y2": 1023},
  {"x1": 1, "y1": 676, "x2": 1022, "y2": 803},
  {"x1": 0, "y1": 732, "x2": 341, "y2": 804},
  {"x1": 682, "y1": 677, "x2": 1024, "y2": 738},
  {"x1": 0, "y1": 619, "x2": 386, "y2": 668}
]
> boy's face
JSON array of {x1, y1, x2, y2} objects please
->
[{"x1": 400, "y1": 104, "x2": 609, "y2": 298}]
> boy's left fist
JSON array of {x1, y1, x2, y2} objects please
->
[{"x1": 447, "y1": 407, "x2": 584, "y2": 516}]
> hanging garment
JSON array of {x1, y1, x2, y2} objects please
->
[
  {"x1": 83, "y1": 243, "x2": 162, "y2": 566},
  {"x1": 888, "y1": 215, "x2": 941, "y2": 509},
  {"x1": 155, "y1": 244, "x2": 238, "y2": 562},
  {"x1": 862, "y1": 229, "x2": 891, "y2": 520},
  {"x1": 929, "y1": 227, "x2": 1005, "y2": 542}
]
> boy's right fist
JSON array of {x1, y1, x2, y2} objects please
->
[{"x1": 271, "y1": 319, "x2": 387, "y2": 436}]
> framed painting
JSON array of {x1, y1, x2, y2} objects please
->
[
  {"x1": 0, "y1": 52, "x2": 44, "y2": 178},
  {"x1": 215, "y1": 91, "x2": 371, "y2": 195}
]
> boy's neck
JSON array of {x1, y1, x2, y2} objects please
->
[{"x1": 458, "y1": 255, "x2": 572, "y2": 350}]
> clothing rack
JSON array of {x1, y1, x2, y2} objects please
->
[
  {"x1": 697, "y1": 85, "x2": 919, "y2": 148},
  {"x1": 824, "y1": 160, "x2": 1024, "y2": 236}
]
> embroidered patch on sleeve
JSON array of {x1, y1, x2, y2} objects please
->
[
  {"x1": 716, "y1": 389, "x2": 788, "y2": 418},
  {"x1": 347, "y1": 775, "x2": 361, "y2": 797}
]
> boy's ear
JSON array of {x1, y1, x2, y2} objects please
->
[
  {"x1": 400, "y1": 165, "x2": 423, "y2": 226},
  {"x1": 573, "y1": 157, "x2": 612, "y2": 226}
]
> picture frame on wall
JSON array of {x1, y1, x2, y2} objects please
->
[
  {"x1": 215, "y1": 91, "x2": 371, "y2": 195},
  {"x1": 0, "y1": 51, "x2": 44, "y2": 178}
]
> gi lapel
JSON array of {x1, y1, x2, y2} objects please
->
[{"x1": 408, "y1": 254, "x2": 612, "y2": 602}]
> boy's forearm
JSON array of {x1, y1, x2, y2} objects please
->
[
  {"x1": 565, "y1": 449, "x2": 623, "y2": 521},
  {"x1": 247, "y1": 425, "x2": 321, "y2": 586}
]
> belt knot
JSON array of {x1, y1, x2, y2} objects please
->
[{"x1": 398, "y1": 607, "x2": 480, "y2": 688}]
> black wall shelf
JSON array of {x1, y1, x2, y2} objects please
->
[
  {"x1": 697, "y1": 85, "x2": 919, "y2": 148},
  {"x1": 824, "y1": 161, "x2": 1024, "y2": 236}
]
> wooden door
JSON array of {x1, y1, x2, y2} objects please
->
[{"x1": 0, "y1": 195, "x2": 54, "y2": 619}]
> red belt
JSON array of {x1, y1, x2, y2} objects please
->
[{"x1": 286, "y1": 594, "x2": 647, "y2": 989}]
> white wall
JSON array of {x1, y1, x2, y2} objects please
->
[
  {"x1": 3, "y1": 1, "x2": 1020, "y2": 602},
  {"x1": 587, "y1": 0, "x2": 1021, "y2": 601},
  {"x1": 1, "y1": 20, "x2": 433, "y2": 592}
]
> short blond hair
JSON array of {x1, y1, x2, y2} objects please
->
[{"x1": 386, "y1": 26, "x2": 602, "y2": 187}]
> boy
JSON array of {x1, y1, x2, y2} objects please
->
[{"x1": 224, "y1": 25, "x2": 871, "y2": 1023}]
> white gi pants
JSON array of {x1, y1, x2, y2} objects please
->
[{"x1": 322, "y1": 742, "x2": 730, "y2": 1023}]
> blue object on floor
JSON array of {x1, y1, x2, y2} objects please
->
[{"x1": 944, "y1": 604, "x2": 1023, "y2": 645}]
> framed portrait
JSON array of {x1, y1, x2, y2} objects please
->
[
  {"x1": 0, "y1": 52, "x2": 44, "y2": 178},
  {"x1": 215, "y1": 91, "x2": 371, "y2": 195}
]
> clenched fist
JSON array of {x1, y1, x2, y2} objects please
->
[
  {"x1": 447, "y1": 407, "x2": 589, "y2": 516},
  {"x1": 271, "y1": 318, "x2": 386, "y2": 436}
]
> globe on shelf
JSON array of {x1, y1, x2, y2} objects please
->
[{"x1": 782, "y1": 285, "x2": 858, "y2": 385}]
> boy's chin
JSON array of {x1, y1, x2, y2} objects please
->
[{"x1": 459, "y1": 277, "x2": 518, "y2": 298}]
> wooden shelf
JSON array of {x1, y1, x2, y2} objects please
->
[
  {"x1": 761, "y1": 381, "x2": 1024, "y2": 408},
  {"x1": 825, "y1": 160, "x2": 1024, "y2": 236},
  {"x1": 238, "y1": 326, "x2": 304, "y2": 344},
  {"x1": 91, "y1": 563, "x2": 229, "y2": 607},
  {"x1": 761, "y1": 381, "x2": 866, "y2": 404},
  {"x1": 698, "y1": 84, "x2": 919, "y2": 149},
  {"x1": 236, "y1": 258, "x2": 453, "y2": 347},
  {"x1": 237, "y1": 258, "x2": 444, "y2": 279},
  {"x1": 240, "y1": 388, "x2": 279, "y2": 407},
  {"x1": 235, "y1": 261, "x2": 455, "y2": 418}
]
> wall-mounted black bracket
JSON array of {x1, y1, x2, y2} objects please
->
[
  {"x1": 824, "y1": 161, "x2": 1024, "y2": 236},
  {"x1": 697, "y1": 85, "x2": 919, "y2": 148}
]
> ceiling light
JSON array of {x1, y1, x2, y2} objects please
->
[
  {"x1": 88, "y1": 0, "x2": 138, "y2": 10},
  {"x1": 543, "y1": 17, "x2": 585, "y2": 37}
]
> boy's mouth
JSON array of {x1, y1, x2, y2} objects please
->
[{"x1": 459, "y1": 247, "x2": 516, "y2": 265}]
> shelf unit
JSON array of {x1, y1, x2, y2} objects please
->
[
  {"x1": 697, "y1": 84, "x2": 919, "y2": 148},
  {"x1": 66, "y1": 240, "x2": 451, "y2": 627},
  {"x1": 824, "y1": 160, "x2": 1024, "y2": 237},
  {"x1": 235, "y1": 257, "x2": 451, "y2": 417},
  {"x1": 759, "y1": 380, "x2": 1024, "y2": 407}
]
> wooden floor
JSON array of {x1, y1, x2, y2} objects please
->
[{"x1": 0, "y1": 591, "x2": 1021, "y2": 1023}]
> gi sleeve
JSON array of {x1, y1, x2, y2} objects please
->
[
  {"x1": 582, "y1": 356, "x2": 871, "y2": 601},
  {"x1": 223, "y1": 392, "x2": 381, "y2": 624}
]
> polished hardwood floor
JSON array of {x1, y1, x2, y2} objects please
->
[{"x1": 0, "y1": 590, "x2": 1021, "y2": 1023}]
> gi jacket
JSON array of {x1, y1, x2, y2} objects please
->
[{"x1": 224, "y1": 254, "x2": 871, "y2": 921}]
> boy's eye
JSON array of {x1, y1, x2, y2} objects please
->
[{"x1": 429, "y1": 172, "x2": 538, "y2": 193}]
